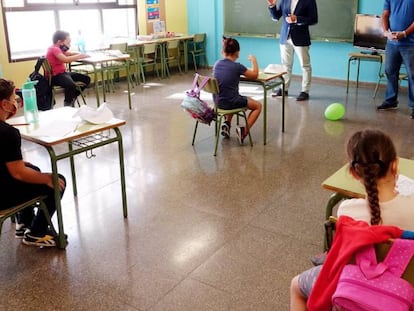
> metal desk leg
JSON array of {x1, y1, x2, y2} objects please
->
[
  {"x1": 263, "y1": 82, "x2": 268, "y2": 145},
  {"x1": 183, "y1": 39, "x2": 189, "y2": 73},
  {"x1": 68, "y1": 142, "x2": 77, "y2": 197},
  {"x1": 126, "y1": 61, "x2": 132, "y2": 109},
  {"x1": 356, "y1": 59, "x2": 361, "y2": 89},
  {"x1": 114, "y1": 128, "x2": 128, "y2": 217},
  {"x1": 281, "y1": 77, "x2": 286, "y2": 133},
  {"x1": 92, "y1": 64, "x2": 101, "y2": 107},
  {"x1": 346, "y1": 57, "x2": 353, "y2": 93},
  {"x1": 373, "y1": 55, "x2": 384, "y2": 99},
  {"x1": 45, "y1": 146, "x2": 68, "y2": 249}
]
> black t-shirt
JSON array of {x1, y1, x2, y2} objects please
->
[{"x1": 0, "y1": 121, "x2": 23, "y2": 196}]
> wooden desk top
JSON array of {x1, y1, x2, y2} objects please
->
[
  {"x1": 348, "y1": 52, "x2": 384, "y2": 61},
  {"x1": 80, "y1": 52, "x2": 130, "y2": 64},
  {"x1": 8, "y1": 107, "x2": 126, "y2": 146},
  {"x1": 322, "y1": 157, "x2": 414, "y2": 198},
  {"x1": 127, "y1": 34, "x2": 195, "y2": 47},
  {"x1": 241, "y1": 71, "x2": 286, "y2": 83}
]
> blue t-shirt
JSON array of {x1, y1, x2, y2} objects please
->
[
  {"x1": 213, "y1": 58, "x2": 247, "y2": 109},
  {"x1": 384, "y1": 0, "x2": 414, "y2": 46}
]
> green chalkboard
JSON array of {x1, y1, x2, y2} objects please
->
[{"x1": 224, "y1": 0, "x2": 358, "y2": 41}]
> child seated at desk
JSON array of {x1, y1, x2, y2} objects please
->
[
  {"x1": 213, "y1": 37, "x2": 262, "y2": 144},
  {"x1": 290, "y1": 129, "x2": 414, "y2": 311},
  {"x1": 0, "y1": 78, "x2": 66, "y2": 247},
  {"x1": 46, "y1": 30, "x2": 91, "y2": 107}
]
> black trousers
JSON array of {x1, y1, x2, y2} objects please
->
[
  {"x1": 52, "y1": 72, "x2": 91, "y2": 106},
  {"x1": 2, "y1": 164, "x2": 66, "y2": 235}
]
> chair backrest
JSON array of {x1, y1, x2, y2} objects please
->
[
  {"x1": 167, "y1": 40, "x2": 180, "y2": 50},
  {"x1": 109, "y1": 42, "x2": 128, "y2": 53},
  {"x1": 40, "y1": 58, "x2": 53, "y2": 87},
  {"x1": 196, "y1": 74, "x2": 219, "y2": 95},
  {"x1": 143, "y1": 43, "x2": 157, "y2": 55},
  {"x1": 193, "y1": 33, "x2": 206, "y2": 44}
]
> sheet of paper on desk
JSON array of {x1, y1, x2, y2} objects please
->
[
  {"x1": 397, "y1": 174, "x2": 414, "y2": 195},
  {"x1": 30, "y1": 120, "x2": 79, "y2": 137},
  {"x1": 264, "y1": 64, "x2": 285, "y2": 74}
]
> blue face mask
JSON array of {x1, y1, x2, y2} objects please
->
[{"x1": 60, "y1": 44, "x2": 69, "y2": 52}]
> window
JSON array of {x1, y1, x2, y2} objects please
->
[{"x1": 2, "y1": 0, "x2": 137, "y2": 62}]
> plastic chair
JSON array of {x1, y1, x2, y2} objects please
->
[
  {"x1": 191, "y1": 74, "x2": 253, "y2": 156},
  {"x1": 189, "y1": 33, "x2": 207, "y2": 71},
  {"x1": 139, "y1": 43, "x2": 160, "y2": 83},
  {"x1": 0, "y1": 196, "x2": 56, "y2": 239},
  {"x1": 165, "y1": 40, "x2": 182, "y2": 77},
  {"x1": 373, "y1": 63, "x2": 409, "y2": 99},
  {"x1": 41, "y1": 57, "x2": 87, "y2": 107}
]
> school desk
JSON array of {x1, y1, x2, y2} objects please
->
[
  {"x1": 321, "y1": 157, "x2": 414, "y2": 220},
  {"x1": 127, "y1": 34, "x2": 194, "y2": 78},
  {"x1": 240, "y1": 71, "x2": 286, "y2": 145},
  {"x1": 74, "y1": 52, "x2": 132, "y2": 109},
  {"x1": 346, "y1": 52, "x2": 384, "y2": 98},
  {"x1": 9, "y1": 107, "x2": 127, "y2": 249}
]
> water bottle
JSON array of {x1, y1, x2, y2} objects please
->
[{"x1": 22, "y1": 79, "x2": 39, "y2": 123}]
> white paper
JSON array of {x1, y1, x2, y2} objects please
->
[
  {"x1": 72, "y1": 103, "x2": 113, "y2": 124},
  {"x1": 30, "y1": 120, "x2": 79, "y2": 137},
  {"x1": 264, "y1": 64, "x2": 285, "y2": 74},
  {"x1": 397, "y1": 174, "x2": 414, "y2": 196}
]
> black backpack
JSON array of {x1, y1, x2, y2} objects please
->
[{"x1": 29, "y1": 57, "x2": 53, "y2": 111}]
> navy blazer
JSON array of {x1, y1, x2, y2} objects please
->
[{"x1": 269, "y1": 0, "x2": 318, "y2": 46}]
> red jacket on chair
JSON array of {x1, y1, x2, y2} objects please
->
[{"x1": 307, "y1": 216, "x2": 404, "y2": 311}]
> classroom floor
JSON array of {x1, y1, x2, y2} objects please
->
[{"x1": 1, "y1": 68, "x2": 413, "y2": 311}]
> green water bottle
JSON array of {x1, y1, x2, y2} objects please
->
[{"x1": 22, "y1": 79, "x2": 39, "y2": 123}]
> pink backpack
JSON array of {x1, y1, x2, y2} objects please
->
[{"x1": 332, "y1": 239, "x2": 414, "y2": 311}]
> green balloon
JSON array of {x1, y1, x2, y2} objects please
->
[{"x1": 324, "y1": 103, "x2": 345, "y2": 121}]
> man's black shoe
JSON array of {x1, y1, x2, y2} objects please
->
[
  {"x1": 296, "y1": 92, "x2": 309, "y2": 101},
  {"x1": 411, "y1": 110, "x2": 414, "y2": 119},
  {"x1": 271, "y1": 88, "x2": 288, "y2": 97},
  {"x1": 377, "y1": 102, "x2": 398, "y2": 110}
]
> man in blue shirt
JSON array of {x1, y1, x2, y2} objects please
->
[
  {"x1": 267, "y1": 0, "x2": 318, "y2": 101},
  {"x1": 377, "y1": 0, "x2": 414, "y2": 118}
]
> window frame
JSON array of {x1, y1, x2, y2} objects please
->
[{"x1": 1, "y1": 0, "x2": 137, "y2": 62}]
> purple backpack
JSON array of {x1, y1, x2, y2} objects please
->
[{"x1": 332, "y1": 239, "x2": 414, "y2": 311}]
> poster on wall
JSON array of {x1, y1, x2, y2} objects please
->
[
  {"x1": 147, "y1": 7, "x2": 160, "y2": 20},
  {"x1": 146, "y1": 0, "x2": 160, "y2": 20}
]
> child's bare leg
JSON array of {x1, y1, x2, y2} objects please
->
[
  {"x1": 245, "y1": 98, "x2": 262, "y2": 134},
  {"x1": 290, "y1": 275, "x2": 308, "y2": 311}
]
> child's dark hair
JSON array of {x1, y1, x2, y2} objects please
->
[
  {"x1": 0, "y1": 78, "x2": 15, "y2": 101},
  {"x1": 222, "y1": 36, "x2": 240, "y2": 55},
  {"x1": 53, "y1": 30, "x2": 70, "y2": 44},
  {"x1": 347, "y1": 129, "x2": 397, "y2": 225}
]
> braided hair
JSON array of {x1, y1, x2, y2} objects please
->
[
  {"x1": 347, "y1": 129, "x2": 397, "y2": 225},
  {"x1": 222, "y1": 36, "x2": 240, "y2": 55}
]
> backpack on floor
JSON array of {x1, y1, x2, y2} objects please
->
[
  {"x1": 181, "y1": 73, "x2": 216, "y2": 125},
  {"x1": 29, "y1": 57, "x2": 53, "y2": 111},
  {"x1": 332, "y1": 238, "x2": 414, "y2": 311}
]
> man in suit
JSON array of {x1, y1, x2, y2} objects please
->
[{"x1": 267, "y1": 0, "x2": 318, "y2": 101}]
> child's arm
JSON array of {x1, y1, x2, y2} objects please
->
[{"x1": 243, "y1": 55, "x2": 259, "y2": 80}]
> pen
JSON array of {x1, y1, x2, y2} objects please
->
[{"x1": 10, "y1": 123, "x2": 29, "y2": 126}]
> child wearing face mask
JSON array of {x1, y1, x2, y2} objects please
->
[
  {"x1": 0, "y1": 78, "x2": 66, "y2": 247},
  {"x1": 46, "y1": 30, "x2": 91, "y2": 107}
]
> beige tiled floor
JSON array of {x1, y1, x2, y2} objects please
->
[{"x1": 1, "y1": 68, "x2": 413, "y2": 310}]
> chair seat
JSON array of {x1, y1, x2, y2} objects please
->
[
  {"x1": 0, "y1": 196, "x2": 56, "y2": 239},
  {"x1": 217, "y1": 107, "x2": 248, "y2": 115}
]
